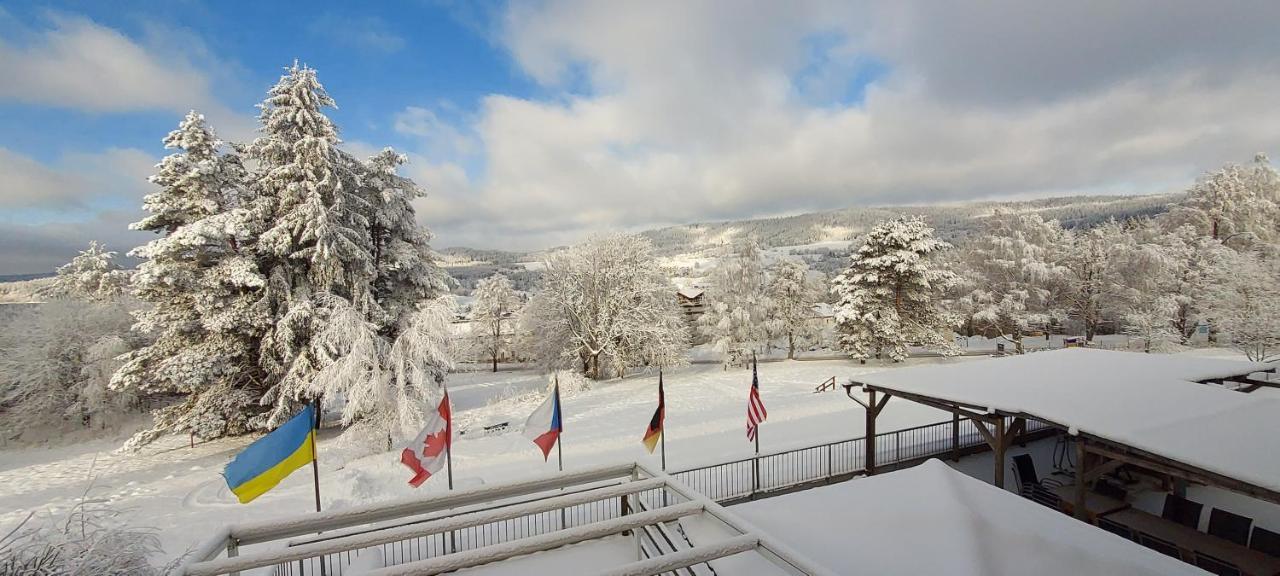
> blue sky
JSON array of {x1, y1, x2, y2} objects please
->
[{"x1": 3, "y1": 1, "x2": 1279, "y2": 273}]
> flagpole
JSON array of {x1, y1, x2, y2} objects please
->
[
  {"x1": 752, "y1": 354, "x2": 759, "y2": 498},
  {"x1": 659, "y1": 369, "x2": 666, "y2": 471},
  {"x1": 311, "y1": 396, "x2": 322, "y2": 513},
  {"x1": 555, "y1": 375, "x2": 564, "y2": 473}
]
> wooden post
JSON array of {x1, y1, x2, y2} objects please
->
[
  {"x1": 1075, "y1": 437, "x2": 1088, "y2": 521},
  {"x1": 866, "y1": 388, "x2": 878, "y2": 475},
  {"x1": 993, "y1": 417, "x2": 1006, "y2": 490},
  {"x1": 951, "y1": 412, "x2": 960, "y2": 462}
]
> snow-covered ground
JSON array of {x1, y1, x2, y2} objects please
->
[{"x1": 0, "y1": 347, "x2": 1266, "y2": 566}]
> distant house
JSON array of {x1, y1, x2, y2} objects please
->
[{"x1": 676, "y1": 287, "x2": 706, "y2": 321}]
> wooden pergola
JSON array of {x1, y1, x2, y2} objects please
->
[{"x1": 842, "y1": 349, "x2": 1279, "y2": 522}]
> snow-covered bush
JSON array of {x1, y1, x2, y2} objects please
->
[
  {"x1": 832, "y1": 216, "x2": 960, "y2": 362},
  {"x1": 0, "y1": 496, "x2": 171, "y2": 575},
  {"x1": 1205, "y1": 248, "x2": 1280, "y2": 361},
  {"x1": 0, "y1": 298, "x2": 146, "y2": 441},
  {"x1": 520, "y1": 234, "x2": 688, "y2": 379}
]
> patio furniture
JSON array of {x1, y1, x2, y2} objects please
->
[
  {"x1": 1049, "y1": 484, "x2": 1128, "y2": 520},
  {"x1": 1162, "y1": 494, "x2": 1204, "y2": 530},
  {"x1": 1139, "y1": 531, "x2": 1183, "y2": 559},
  {"x1": 1252, "y1": 526, "x2": 1280, "y2": 559},
  {"x1": 1208, "y1": 508, "x2": 1254, "y2": 547},
  {"x1": 1012, "y1": 454, "x2": 1063, "y2": 497},
  {"x1": 1097, "y1": 516, "x2": 1135, "y2": 541},
  {"x1": 1103, "y1": 508, "x2": 1280, "y2": 575},
  {"x1": 1195, "y1": 551, "x2": 1244, "y2": 576},
  {"x1": 1093, "y1": 479, "x2": 1127, "y2": 501}
]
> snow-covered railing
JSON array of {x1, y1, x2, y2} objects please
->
[
  {"x1": 671, "y1": 415, "x2": 1054, "y2": 503},
  {"x1": 176, "y1": 462, "x2": 837, "y2": 576}
]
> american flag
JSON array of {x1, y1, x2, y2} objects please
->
[{"x1": 746, "y1": 357, "x2": 767, "y2": 442}]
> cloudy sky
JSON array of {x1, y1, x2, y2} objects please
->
[{"x1": 3, "y1": 1, "x2": 1280, "y2": 274}]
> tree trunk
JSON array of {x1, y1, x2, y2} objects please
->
[
  {"x1": 492, "y1": 354, "x2": 498, "y2": 372},
  {"x1": 787, "y1": 332, "x2": 795, "y2": 360}
]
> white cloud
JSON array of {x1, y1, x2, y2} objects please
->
[
  {"x1": 308, "y1": 14, "x2": 406, "y2": 54},
  {"x1": 413, "y1": 0, "x2": 1280, "y2": 250},
  {"x1": 0, "y1": 148, "x2": 88, "y2": 210}
]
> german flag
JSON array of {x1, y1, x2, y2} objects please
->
[{"x1": 642, "y1": 371, "x2": 665, "y2": 453}]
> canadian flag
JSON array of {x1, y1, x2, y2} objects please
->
[{"x1": 400, "y1": 392, "x2": 452, "y2": 487}]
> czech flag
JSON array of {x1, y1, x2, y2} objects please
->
[
  {"x1": 401, "y1": 392, "x2": 452, "y2": 487},
  {"x1": 523, "y1": 378, "x2": 562, "y2": 460},
  {"x1": 223, "y1": 404, "x2": 316, "y2": 504},
  {"x1": 641, "y1": 372, "x2": 665, "y2": 454}
]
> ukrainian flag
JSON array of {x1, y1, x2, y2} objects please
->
[{"x1": 223, "y1": 405, "x2": 316, "y2": 504}]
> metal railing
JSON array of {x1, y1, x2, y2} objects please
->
[
  {"x1": 671, "y1": 416, "x2": 1053, "y2": 503},
  {"x1": 246, "y1": 416, "x2": 1053, "y2": 575}
]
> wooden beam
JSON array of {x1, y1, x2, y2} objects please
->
[
  {"x1": 872, "y1": 392, "x2": 891, "y2": 417},
  {"x1": 1082, "y1": 459, "x2": 1124, "y2": 484},
  {"x1": 972, "y1": 419, "x2": 997, "y2": 450},
  {"x1": 866, "y1": 388, "x2": 878, "y2": 475},
  {"x1": 993, "y1": 417, "x2": 1007, "y2": 490},
  {"x1": 1074, "y1": 437, "x2": 1088, "y2": 521},
  {"x1": 1084, "y1": 441, "x2": 1280, "y2": 507},
  {"x1": 1003, "y1": 417, "x2": 1026, "y2": 445},
  {"x1": 866, "y1": 386, "x2": 994, "y2": 422}
]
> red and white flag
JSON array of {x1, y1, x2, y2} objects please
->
[
  {"x1": 746, "y1": 358, "x2": 767, "y2": 442},
  {"x1": 400, "y1": 392, "x2": 452, "y2": 487}
]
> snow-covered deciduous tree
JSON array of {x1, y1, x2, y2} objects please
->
[
  {"x1": 113, "y1": 111, "x2": 269, "y2": 445},
  {"x1": 764, "y1": 259, "x2": 818, "y2": 359},
  {"x1": 306, "y1": 294, "x2": 455, "y2": 447},
  {"x1": 957, "y1": 209, "x2": 1066, "y2": 353},
  {"x1": 1057, "y1": 221, "x2": 1128, "y2": 343},
  {"x1": 521, "y1": 234, "x2": 689, "y2": 379},
  {"x1": 1153, "y1": 225, "x2": 1229, "y2": 343},
  {"x1": 1205, "y1": 248, "x2": 1280, "y2": 361},
  {"x1": 48, "y1": 241, "x2": 131, "y2": 301},
  {"x1": 832, "y1": 216, "x2": 960, "y2": 362},
  {"x1": 471, "y1": 273, "x2": 521, "y2": 371},
  {"x1": 699, "y1": 237, "x2": 770, "y2": 366},
  {"x1": 1163, "y1": 154, "x2": 1280, "y2": 244},
  {"x1": 0, "y1": 299, "x2": 145, "y2": 440},
  {"x1": 0, "y1": 491, "x2": 173, "y2": 575}
]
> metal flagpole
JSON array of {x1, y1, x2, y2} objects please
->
[
  {"x1": 659, "y1": 369, "x2": 666, "y2": 471},
  {"x1": 443, "y1": 382, "x2": 457, "y2": 554},
  {"x1": 555, "y1": 374, "x2": 564, "y2": 473},
  {"x1": 311, "y1": 396, "x2": 322, "y2": 513},
  {"x1": 752, "y1": 354, "x2": 760, "y2": 498}
]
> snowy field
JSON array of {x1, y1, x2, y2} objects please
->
[
  {"x1": 0, "y1": 357, "x2": 960, "y2": 564},
  {"x1": 0, "y1": 348, "x2": 1264, "y2": 566}
]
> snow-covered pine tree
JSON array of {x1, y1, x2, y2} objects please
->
[
  {"x1": 112, "y1": 111, "x2": 270, "y2": 446},
  {"x1": 48, "y1": 241, "x2": 131, "y2": 301},
  {"x1": 249, "y1": 62, "x2": 379, "y2": 426},
  {"x1": 699, "y1": 237, "x2": 770, "y2": 366},
  {"x1": 471, "y1": 273, "x2": 521, "y2": 371},
  {"x1": 831, "y1": 216, "x2": 960, "y2": 362},
  {"x1": 764, "y1": 259, "x2": 818, "y2": 359},
  {"x1": 958, "y1": 209, "x2": 1066, "y2": 353},
  {"x1": 521, "y1": 234, "x2": 688, "y2": 379}
]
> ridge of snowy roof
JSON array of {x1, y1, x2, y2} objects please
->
[{"x1": 853, "y1": 349, "x2": 1280, "y2": 493}]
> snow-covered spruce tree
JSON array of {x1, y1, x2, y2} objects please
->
[
  {"x1": 764, "y1": 259, "x2": 818, "y2": 359},
  {"x1": 1205, "y1": 248, "x2": 1280, "y2": 361},
  {"x1": 521, "y1": 234, "x2": 689, "y2": 379},
  {"x1": 249, "y1": 62, "x2": 380, "y2": 426},
  {"x1": 246, "y1": 64, "x2": 452, "y2": 439},
  {"x1": 48, "y1": 241, "x2": 131, "y2": 301},
  {"x1": 957, "y1": 209, "x2": 1066, "y2": 353},
  {"x1": 362, "y1": 148, "x2": 450, "y2": 330},
  {"x1": 112, "y1": 111, "x2": 270, "y2": 446},
  {"x1": 471, "y1": 273, "x2": 521, "y2": 371},
  {"x1": 831, "y1": 216, "x2": 960, "y2": 362},
  {"x1": 699, "y1": 237, "x2": 770, "y2": 366}
]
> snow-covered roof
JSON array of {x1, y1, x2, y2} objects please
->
[
  {"x1": 677, "y1": 287, "x2": 705, "y2": 299},
  {"x1": 854, "y1": 349, "x2": 1280, "y2": 493},
  {"x1": 735, "y1": 459, "x2": 1203, "y2": 576}
]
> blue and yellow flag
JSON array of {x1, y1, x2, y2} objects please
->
[{"x1": 223, "y1": 405, "x2": 316, "y2": 504}]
